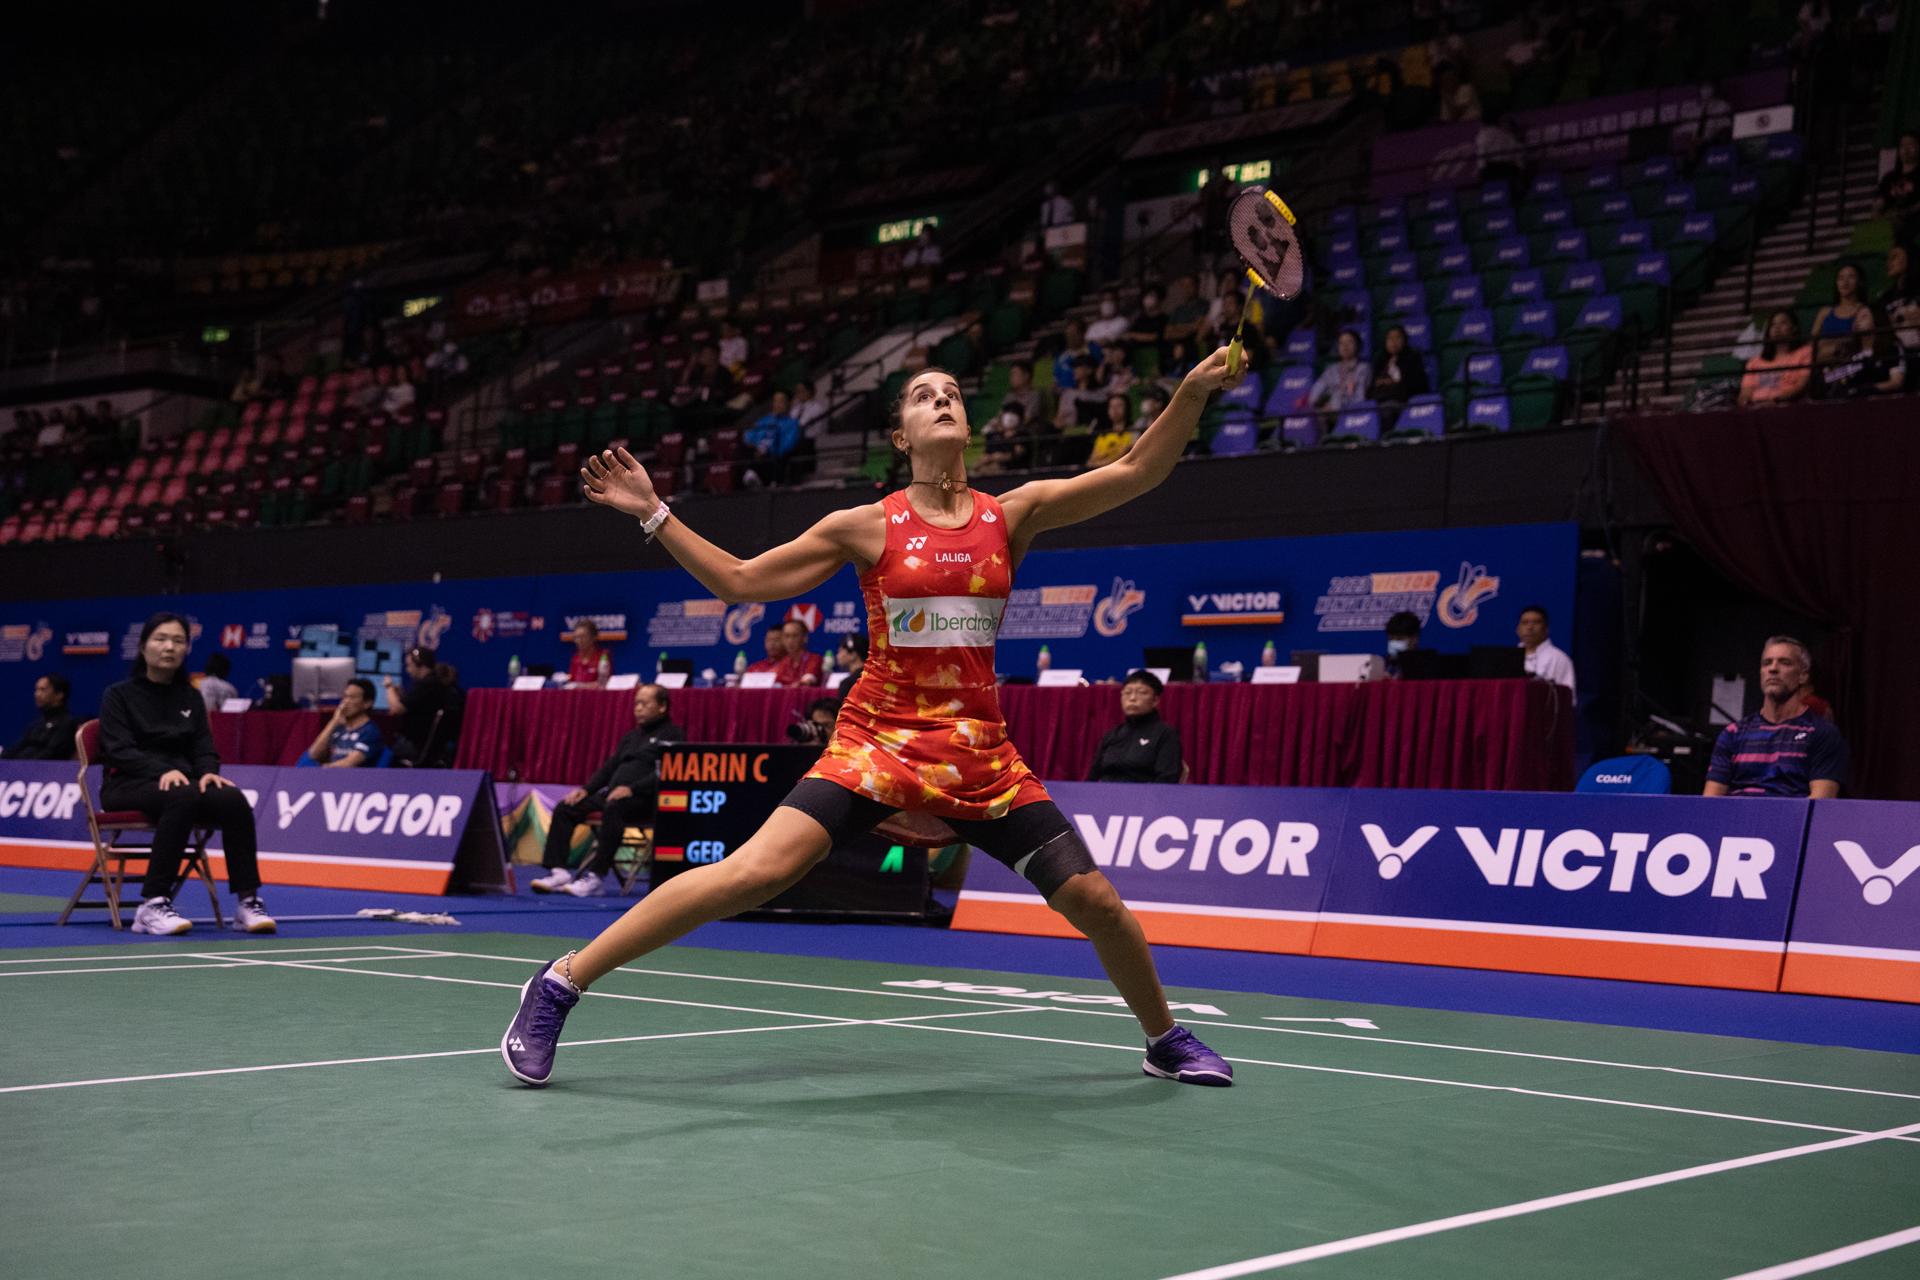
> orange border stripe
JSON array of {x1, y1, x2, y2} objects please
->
[
  {"x1": 1781, "y1": 952, "x2": 1920, "y2": 1004},
  {"x1": 0, "y1": 840, "x2": 449, "y2": 896},
  {"x1": 954, "y1": 897, "x2": 1317, "y2": 954},
  {"x1": 1312, "y1": 920, "x2": 1782, "y2": 990}
]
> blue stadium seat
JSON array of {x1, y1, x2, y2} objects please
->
[
  {"x1": 1327, "y1": 407, "x2": 1381, "y2": 444},
  {"x1": 1469, "y1": 209, "x2": 1519, "y2": 240},
  {"x1": 1727, "y1": 173, "x2": 1762, "y2": 206},
  {"x1": 1378, "y1": 282, "x2": 1422, "y2": 316},
  {"x1": 1465, "y1": 350, "x2": 1504, "y2": 386},
  {"x1": 1542, "y1": 228, "x2": 1590, "y2": 262},
  {"x1": 1435, "y1": 275, "x2": 1485, "y2": 309},
  {"x1": 1365, "y1": 197, "x2": 1407, "y2": 225},
  {"x1": 1634, "y1": 155, "x2": 1678, "y2": 184},
  {"x1": 1472, "y1": 181, "x2": 1511, "y2": 208},
  {"x1": 1764, "y1": 133, "x2": 1805, "y2": 164},
  {"x1": 1466, "y1": 395, "x2": 1512, "y2": 431},
  {"x1": 1382, "y1": 253, "x2": 1421, "y2": 282},
  {"x1": 1522, "y1": 344, "x2": 1571, "y2": 381},
  {"x1": 1370, "y1": 223, "x2": 1411, "y2": 255},
  {"x1": 1560, "y1": 261, "x2": 1607, "y2": 295},
  {"x1": 1593, "y1": 191, "x2": 1635, "y2": 222},
  {"x1": 1335, "y1": 290, "x2": 1373, "y2": 324},
  {"x1": 1449, "y1": 308, "x2": 1495, "y2": 344},
  {"x1": 1579, "y1": 164, "x2": 1619, "y2": 192},
  {"x1": 1283, "y1": 329, "x2": 1318, "y2": 362},
  {"x1": 1415, "y1": 190, "x2": 1459, "y2": 218},
  {"x1": 1329, "y1": 261, "x2": 1367, "y2": 290},
  {"x1": 1509, "y1": 302, "x2": 1558, "y2": 339},
  {"x1": 1502, "y1": 268, "x2": 1547, "y2": 301},
  {"x1": 1655, "y1": 183, "x2": 1696, "y2": 213},
  {"x1": 1265, "y1": 366, "x2": 1315, "y2": 416},
  {"x1": 1327, "y1": 205, "x2": 1359, "y2": 231},
  {"x1": 1392, "y1": 394, "x2": 1446, "y2": 438},
  {"x1": 1219, "y1": 370, "x2": 1265, "y2": 414},
  {"x1": 1416, "y1": 214, "x2": 1466, "y2": 248},
  {"x1": 1523, "y1": 201, "x2": 1576, "y2": 232},
  {"x1": 1432, "y1": 245, "x2": 1474, "y2": 276},
  {"x1": 1574, "y1": 295, "x2": 1625, "y2": 331},
  {"x1": 1279, "y1": 412, "x2": 1320, "y2": 450},
  {"x1": 1210, "y1": 415, "x2": 1261, "y2": 457},
  {"x1": 1325, "y1": 231, "x2": 1361, "y2": 262},
  {"x1": 1677, "y1": 211, "x2": 1717, "y2": 243},
  {"x1": 1700, "y1": 143, "x2": 1739, "y2": 173},
  {"x1": 1600, "y1": 221, "x2": 1655, "y2": 254},
  {"x1": 1576, "y1": 755, "x2": 1672, "y2": 794},
  {"x1": 1621, "y1": 251, "x2": 1671, "y2": 288},
  {"x1": 1489, "y1": 236, "x2": 1531, "y2": 268},
  {"x1": 1527, "y1": 172, "x2": 1564, "y2": 200},
  {"x1": 1396, "y1": 314, "x2": 1434, "y2": 351}
]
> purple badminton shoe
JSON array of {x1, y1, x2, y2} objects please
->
[
  {"x1": 501, "y1": 960, "x2": 580, "y2": 1086},
  {"x1": 1142, "y1": 1025, "x2": 1234, "y2": 1086}
]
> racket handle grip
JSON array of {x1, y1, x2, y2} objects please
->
[{"x1": 1226, "y1": 337, "x2": 1244, "y2": 376}]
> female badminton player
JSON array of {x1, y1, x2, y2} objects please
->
[{"x1": 503, "y1": 347, "x2": 1247, "y2": 1088}]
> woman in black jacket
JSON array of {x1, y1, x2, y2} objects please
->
[
  {"x1": 1087, "y1": 670, "x2": 1184, "y2": 784},
  {"x1": 98, "y1": 612, "x2": 275, "y2": 935}
]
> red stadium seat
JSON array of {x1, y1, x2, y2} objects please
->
[
  {"x1": 535, "y1": 473, "x2": 569, "y2": 506},
  {"x1": 650, "y1": 468, "x2": 677, "y2": 499},
  {"x1": 435, "y1": 482, "x2": 464, "y2": 517},
  {"x1": 655, "y1": 432, "x2": 687, "y2": 469},
  {"x1": 704, "y1": 462, "x2": 737, "y2": 495},
  {"x1": 344, "y1": 495, "x2": 371, "y2": 525},
  {"x1": 708, "y1": 429, "x2": 741, "y2": 464}
]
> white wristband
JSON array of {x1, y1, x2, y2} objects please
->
[{"x1": 640, "y1": 503, "x2": 672, "y2": 540}]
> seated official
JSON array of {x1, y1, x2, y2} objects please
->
[
  {"x1": 1087, "y1": 671, "x2": 1183, "y2": 784},
  {"x1": 530, "y1": 684, "x2": 685, "y2": 897},
  {"x1": 5, "y1": 673, "x2": 79, "y2": 760},
  {"x1": 568, "y1": 618, "x2": 610, "y2": 687},
  {"x1": 1384, "y1": 610, "x2": 1422, "y2": 677},
  {"x1": 1705, "y1": 636, "x2": 1848, "y2": 798},
  {"x1": 303, "y1": 678, "x2": 384, "y2": 767},
  {"x1": 1515, "y1": 604, "x2": 1575, "y2": 696},
  {"x1": 98, "y1": 612, "x2": 275, "y2": 936},
  {"x1": 770, "y1": 618, "x2": 824, "y2": 687},
  {"x1": 383, "y1": 646, "x2": 463, "y2": 767}
]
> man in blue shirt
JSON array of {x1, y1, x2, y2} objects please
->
[
  {"x1": 305, "y1": 678, "x2": 384, "y2": 768},
  {"x1": 1704, "y1": 636, "x2": 1848, "y2": 798},
  {"x1": 743, "y1": 391, "x2": 801, "y2": 485}
]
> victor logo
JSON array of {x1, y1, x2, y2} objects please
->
[
  {"x1": 1362, "y1": 824, "x2": 1777, "y2": 898},
  {"x1": 1833, "y1": 841, "x2": 1920, "y2": 906}
]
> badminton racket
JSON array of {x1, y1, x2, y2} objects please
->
[{"x1": 1223, "y1": 184, "x2": 1307, "y2": 375}]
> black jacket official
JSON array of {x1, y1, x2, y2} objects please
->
[
  {"x1": 1087, "y1": 711, "x2": 1183, "y2": 784},
  {"x1": 584, "y1": 716, "x2": 687, "y2": 797},
  {"x1": 98, "y1": 676, "x2": 221, "y2": 780},
  {"x1": 6, "y1": 708, "x2": 80, "y2": 761}
]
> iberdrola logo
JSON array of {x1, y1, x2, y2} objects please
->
[{"x1": 891, "y1": 606, "x2": 928, "y2": 635}]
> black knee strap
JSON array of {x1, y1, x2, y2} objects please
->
[{"x1": 1013, "y1": 828, "x2": 1097, "y2": 898}]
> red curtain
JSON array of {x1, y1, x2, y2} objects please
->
[
  {"x1": 454, "y1": 681, "x2": 1571, "y2": 789},
  {"x1": 1621, "y1": 401, "x2": 1920, "y2": 800}
]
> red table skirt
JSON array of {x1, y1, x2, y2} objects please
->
[
  {"x1": 453, "y1": 680, "x2": 1573, "y2": 790},
  {"x1": 210, "y1": 711, "x2": 400, "y2": 767}
]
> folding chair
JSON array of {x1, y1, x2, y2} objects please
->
[{"x1": 59, "y1": 720, "x2": 224, "y2": 929}]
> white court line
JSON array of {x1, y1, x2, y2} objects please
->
[
  {"x1": 0, "y1": 944, "x2": 408, "y2": 965},
  {"x1": 1150, "y1": 1122, "x2": 1920, "y2": 1280},
  {"x1": 0, "y1": 962, "x2": 261, "y2": 979},
  {"x1": 1720, "y1": 1224, "x2": 1920, "y2": 1280},
  {"x1": 0, "y1": 948, "x2": 449, "y2": 980},
  {"x1": 0, "y1": 1005, "x2": 1042, "y2": 1095},
  {"x1": 417, "y1": 949, "x2": 1920, "y2": 1104},
  {"x1": 879, "y1": 1020, "x2": 1920, "y2": 1144}
]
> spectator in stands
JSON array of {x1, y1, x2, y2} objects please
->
[
  {"x1": 1516, "y1": 605, "x2": 1575, "y2": 696},
  {"x1": 1875, "y1": 242, "x2": 1919, "y2": 388},
  {"x1": 192, "y1": 653, "x2": 237, "y2": 714},
  {"x1": 674, "y1": 344, "x2": 737, "y2": 411},
  {"x1": 1738, "y1": 310, "x2": 1813, "y2": 407},
  {"x1": 1122, "y1": 287, "x2": 1171, "y2": 362},
  {"x1": 902, "y1": 227, "x2": 943, "y2": 268},
  {"x1": 977, "y1": 400, "x2": 1031, "y2": 473},
  {"x1": 1811, "y1": 264, "x2": 1872, "y2": 368},
  {"x1": 790, "y1": 379, "x2": 829, "y2": 445},
  {"x1": 1503, "y1": 15, "x2": 1548, "y2": 72},
  {"x1": 5, "y1": 674, "x2": 77, "y2": 761},
  {"x1": 530, "y1": 683, "x2": 685, "y2": 897},
  {"x1": 1087, "y1": 394, "x2": 1138, "y2": 469},
  {"x1": 1426, "y1": 16, "x2": 1468, "y2": 76},
  {"x1": 717, "y1": 321, "x2": 749, "y2": 374},
  {"x1": 792, "y1": 696, "x2": 843, "y2": 747},
  {"x1": 1000, "y1": 360, "x2": 1046, "y2": 425},
  {"x1": 1384, "y1": 610, "x2": 1422, "y2": 676},
  {"x1": 303, "y1": 678, "x2": 384, "y2": 768},
  {"x1": 1370, "y1": 324, "x2": 1431, "y2": 421},
  {"x1": 1052, "y1": 318, "x2": 1102, "y2": 392},
  {"x1": 744, "y1": 390, "x2": 802, "y2": 485},
  {"x1": 568, "y1": 618, "x2": 610, "y2": 687},
  {"x1": 383, "y1": 645, "x2": 462, "y2": 767},
  {"x1": 775, "y1": 618, "x2": 824, "y2": 687},
  {"x1": 1039, "y1": 181, "x2": 1077, "y2": 228},
  {"x1": 382, "y1": 369, "x2": 417, "y2": 416},
  {"x1": 1475, "y1": 104, "x2": 1527, "y2": 196},
  {"x1": 956, "y1": 320, "x2": 990, "y2": 376},
  {"x1": 1436, "y1": 64, "x2": 1481, "y2": 123},
  {"x1": 1873, "y1": 131, "x2": 1920, "y2": 239},
  {"x1": 1087, "y1": 670, "x2": 1182, "y2": 784},
  {"x1": 835, "y1": 633, "x2": 868, "y2": 686},
  {"x1": 98, "y1": 612, "x2": 274, "y2": 936},
  {"x1": 1310, "y1": 330, "x2": 1371, "y2": 412},
  {"x1": 1132, "y1": 388, "x2": 1168, "y2": 432},
  {"x1": 1164, "y1": 274, "x2": 1208, "y2": 348},
  {"x1": 1206, "y1": 288, "x2": 1266, "y2": 371},
  {"x1": 746, "y1": 627, "x2": 786, "y2": 677},
  {"x1": 425, "y1": 339, "x2": 469, "y2": 382},
  {"x1": 1705, "y1": 636, "x2": 1848, "y2": 797},
  {"x1": 1086, "y1": 289, "x2": 1130, "y2": 346}
]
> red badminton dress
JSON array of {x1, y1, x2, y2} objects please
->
[{"x1": 805, "y1": 490, "x2": 1051, "y2": 820}]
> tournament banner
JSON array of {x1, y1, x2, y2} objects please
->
[
  {"x1": 952, "y1": 782, "x2": 1349, "y2": 953},
  {"x1": 1, "y1": 521, "x2": 1577, "y2": 722},
  {"x1": 1781, "y1": 800, "x2": 1920, "y2": 1003},
  {"x1": 1313, "y1": 791, "x2": 1810, "y2": 989},
  {"x1": 0, "y1": 762, "x2": 507, "y2": 896}
]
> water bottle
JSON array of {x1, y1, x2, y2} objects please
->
[
  {"x1": 1193, "y1": 640, "x2": 1208, "y2": 683},
  {"x1": 597, "y1": 652, "x2": 611, "y2": 683},
  {"x1": 733, "y1": 649, "x2": 748, "y2": 676},
  {"x1": 657, "y1": 651, "x2": 668, "y2": 678},
  {"x1": 507, "y1": 654, "x2": 521, "y2": 681},
  {"x1": 1036, "y1": 644, "x2": 1052, "y2": 675},
  {"x1": 821, "y1": 645, "x2": 835, "y2": 675},
  {"x1": 1261, "y1": 639, "x2": 1277, "y2": 667}
]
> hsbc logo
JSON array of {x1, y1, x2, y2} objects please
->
[
  {"x1": 1833, "y1": 841, "x2": 1920, "y2": 906},
  {"x1": 221, "y1": 624, "x2": 246, "y2": 649},
  {"x1": 1359, "y1": 825, "x2": 1775, "y2": 899}
]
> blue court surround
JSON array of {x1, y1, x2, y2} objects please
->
[{"x1": 4, "y1": 867, "x2": 1913, "y2": 1055}]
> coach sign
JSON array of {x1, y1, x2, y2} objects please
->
[
  {"x1": 1782, "y1": 801, "x2": 1920, "y2": 1003},
  {"x1": 0, "y1": 761, "x2": 508, "y2": 897},
  {"x1": 952, "y1": 782, "x2": 1348, "y2": 953}
]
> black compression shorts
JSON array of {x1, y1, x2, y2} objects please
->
[{"x1": 778, "y1": 777, "x2": 1096, "y2": 898}]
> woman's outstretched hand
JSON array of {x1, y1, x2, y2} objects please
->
[
  {"x1": 1180, "y1": 345, "x2": 1247, "y2": 396},
  {"x1": 581, "y1": 447, "x2": 662, "y2": 520}
]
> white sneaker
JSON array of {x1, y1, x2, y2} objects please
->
[
  {"x1": 560, "y1": 871, "x2": 603, "y2": 898},
  {"x1": 530, "y1": 867, "x2": 574, "y2": 894},
  {"x1": 234, "y1": 895, "x2": 277, "y2": 934},
  {"x1": 131, "y1": 896, "x2": 192, "y2": 935}
]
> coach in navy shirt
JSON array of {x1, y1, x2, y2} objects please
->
[{"x1": 1704, "y1": 636, "x2": 1848, "y2": 798}]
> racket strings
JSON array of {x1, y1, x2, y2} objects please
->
[{"x1": 1227, "y1": 189, "x2": 1304, "y2": 298}]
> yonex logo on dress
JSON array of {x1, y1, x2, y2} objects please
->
[{"x1": 905, "y1": 536, "x2": 928, "y2": 550}]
